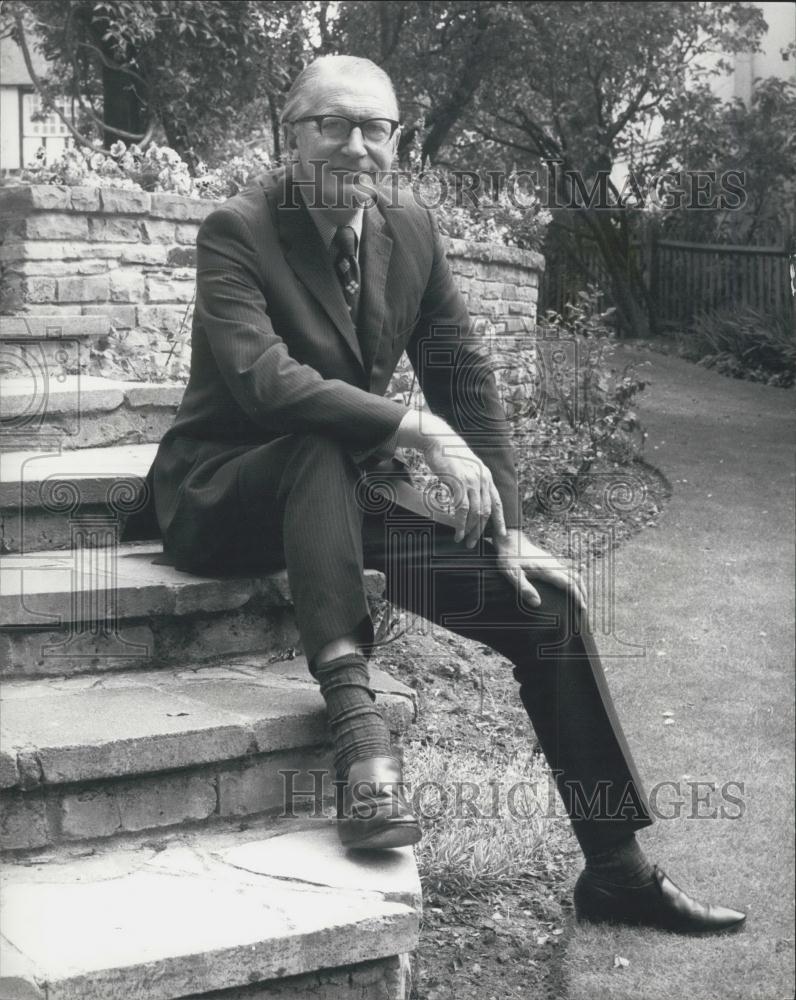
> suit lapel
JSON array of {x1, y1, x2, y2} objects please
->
[
  {"x1": 357, "y1": 205, "x2": 393, "y2": 384},
  {"x1": 271, "y1": 170, "x2": 365, "y2": 371}
]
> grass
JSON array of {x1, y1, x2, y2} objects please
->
[
  {"x1": 560, "y1": 344, "x2": 795, "y2": 1000},
  {"x1": 381, "y1": 344, "x2": 794, "y2": 999},
  {"x1": 404, "y1": 737, "x2": 571, "y2": 899}
]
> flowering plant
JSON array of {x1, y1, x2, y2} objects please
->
[{"x1": 19, "y1": 141, "x2": 271, "y2": 199}]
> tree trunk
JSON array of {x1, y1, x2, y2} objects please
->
[
  {"x1": 578, "y1": 209, "x2": 652, "y2": 339},
  {"x1": 605, "y1": 266, "x2": 652, "y2": 339},
  {"x1": 100, "y1": 63, "x2": 145, "y2": 148},
  {"x1": 87, "y1": 16, "x2": 146, "y2": 149}
]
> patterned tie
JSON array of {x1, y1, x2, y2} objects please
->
[{"x1": 332, "y1": 225, "x2": 361, "y2": 323}]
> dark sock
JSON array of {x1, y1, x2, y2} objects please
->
[
  {"x1": 313, "y1": 651, "x2": 394, "y2": 780},
  {"x1": 584, "y1": 834, "x2": 655, "y2": 888}
]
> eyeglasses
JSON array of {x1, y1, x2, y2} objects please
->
[{"x1": 291, "y1": 115, "x2": 400, "y2": 146}]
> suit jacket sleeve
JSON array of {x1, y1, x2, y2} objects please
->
[
  {"x1": 195, "y1": 207, "x2": 409, "y2": 450},
  {"x1": 404, "y1": 211, "x2": 522, "y2": 529},
  {"x1": 348, "y1": 425, "x2": 402, "y2": 466}
]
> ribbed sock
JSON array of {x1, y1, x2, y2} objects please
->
[
  {"x1": 313, "y1": 651, "x2": 395, "y2": 780},
  {"x1": 583, "y1": 833, "x2": 655, "y2": 888}
]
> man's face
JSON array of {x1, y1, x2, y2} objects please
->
[{"x1": 287, "y1": 69, "x2": 400, "y2": 211}]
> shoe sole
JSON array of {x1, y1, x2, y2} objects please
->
[
  {"x1": 340, "y1": 821, "x2": 423, "y2": 851},
  {"x1": 574, "y1": 908, "x2": 747, "y2": 935}
]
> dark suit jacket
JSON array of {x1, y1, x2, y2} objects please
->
[{"x1": 121, "y1": 165, "x2": 520, "y2": 548}]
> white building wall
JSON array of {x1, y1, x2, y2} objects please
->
[
  {"x1": 706, "y1": 0, "x2": 795, "y2": 104},
  {"x1": 1, "y1": 30, "x2": 74, "y2": 172},
  {"x1": 0, "y1": 86, "x2": 21, "y2": 170},
  {"x1": 753, "y1": 1, "x2": 796, "y2": 82}
]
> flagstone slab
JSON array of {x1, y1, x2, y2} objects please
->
[
  {"x1": 0, "y1": 377, "x2": 183, "y2": 449},
  {"x1": 0, "y1": 824, "x2": 419, "y2": 1000},
  {"x1": 0, "y1": 659, "x2": 414, "y2": 789},
  {"x1": 1, "y1": 545, "x2": 385, "y2": 626},
  {"x1": 0, "y1": 442, "x2": 157, "y2": 507}
]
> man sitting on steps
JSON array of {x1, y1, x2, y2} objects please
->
[{"x1": 123, "y1": 54, "x2": 745, "y2": 935}]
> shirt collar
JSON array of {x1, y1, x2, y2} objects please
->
[{"x1": 300, "y1": 191, "x2": 364, "y2": 257}]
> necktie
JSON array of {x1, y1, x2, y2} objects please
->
[{"x1": 332, "y1": 225, "x2": 361, "y2": 324}]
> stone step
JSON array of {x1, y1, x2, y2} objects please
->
[
  {"x1": 0, "y1": 819, "x2": 420, "y2": 1000},
  {"x1": 0, "y1": 542, "x2": 387, "y2": 677},
  {"x1": 0, "y1": 315, "x2": 113, "y2": 378},
  {"x1": 0, "y1": 375, "x2": 182, "y2": 450},
  {"x1": 0, "y1": 317, "x2": 113, "y2": 341},
  {"x1": 0, "y1": 654, "x2": 415, "y2": 851},
  {"x1": 1, "y1": 442, "x2": 156, "y2": 552}
]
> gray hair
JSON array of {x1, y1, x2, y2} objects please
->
[{"x1": 280, "y1": 55, "x2": 399, "y2": 125}]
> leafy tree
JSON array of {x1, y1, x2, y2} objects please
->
[
  {"x1": 332, "y1": 1, "x2": 507, "y2": 167},
  {"x1": 649, "y1": 75, "x2": 796, "y2": 244},
  {"x1": 1, "y1": 0, "x2": 315, "y2": 163},
  {"x1": 334, "y1": 1, "x2": 772, "y2": 336},
  {"x1": 464, "y1": 1, "x2": 769, "y2": 336}
]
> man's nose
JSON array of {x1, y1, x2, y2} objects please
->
[{"x1": 341, "y1": 126, "x2": 368, "y2": 157}]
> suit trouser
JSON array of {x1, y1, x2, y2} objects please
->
[{"x1": 165, "y1": 432, "x2": 655, "y2": 852}]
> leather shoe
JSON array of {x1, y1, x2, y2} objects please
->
[
  {"x1": 337, "y1": 756, "x2": 422, "y2": 850},
  {"x1": 574, "y1": 864, "x2": 746, "y2": 934}
]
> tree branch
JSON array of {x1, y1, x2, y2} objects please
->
[
  {"x1": 468, "y1": 123, "x2": 539, "y2": 158},
  {"x1": 12, "y1": 9, "x2": 154, "y2": 163},
  {"x1": 604, "y1": 78, "x2": 655, "y2": 146},
  {"x1": 74, "y1": 39, "x2": 150, "y2": 90}
]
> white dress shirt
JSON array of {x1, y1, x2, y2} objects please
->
[{"x1": 306, "y1": 205, "x2": 365, "y2": 259}]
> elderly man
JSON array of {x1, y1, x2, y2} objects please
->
[{"x1": 124, "y1": 55, "x2": 744, "y2": 934}]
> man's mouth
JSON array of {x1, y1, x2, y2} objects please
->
[{"x1": 320, "y1": 167, "x2": 380, "y2": 208}]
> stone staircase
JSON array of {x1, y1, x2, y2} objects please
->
[{"x1": 0, "y1": 343, "x2": 421, "y2": 998}]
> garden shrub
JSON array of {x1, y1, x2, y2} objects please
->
[
  {"x1": 680, "y1": 305, "x2": 796, "y2": 387},
  {"x1": 384, "y1": 286, "x2": 649, "y2": 527},
  {"x1": 502, "y1": 289, "x2": 649, "y2": 520},
  {"x1": 89, "y1": 325, "x2": 192, "y2": 384}
]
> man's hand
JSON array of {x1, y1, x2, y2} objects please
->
[
  {"x1": 492, "y1": 528, "x2": 588, "y2": 612},
  {"x1": 423, "y1": 436, "x2": 508, "y2": 547},
  {"x1": 394, "y1": 410, "x2": 508, "y2": 548}
]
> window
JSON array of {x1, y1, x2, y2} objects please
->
[{"x1": 22, "y1": 92, "x2": 73, "y2": 138}]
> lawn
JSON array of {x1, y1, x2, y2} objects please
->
[{"x1": 372, "y1": 344, "x2": 794, "y2": 1000}]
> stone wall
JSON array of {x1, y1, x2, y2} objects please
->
[
  {"x1": 443, "y1": 237, "x2": 543, "y2": 335},
  {"x1": 0, "y1": 185, "x2": 218, "y2": 337},
  {"x1": 0, "y1": 184, "x2": 543, "y2": 344},
  {"x1": 182, "y1": 954, "x2": 411, "y2": 999}
]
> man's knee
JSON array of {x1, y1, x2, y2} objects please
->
[
  {"x1": 509, "y1": 580, "x2": 591, "y2": 672},
  {"x1": 278, "y1": 434, "x2": 363, "y2": 505}
]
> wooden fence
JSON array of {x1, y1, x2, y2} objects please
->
[
  {"x1": 539, "y1": 228, "x2": 795, "y2": 332},
  {"x1": 652, "y1": 237, "x2": 794, "y2": 330},
  {"x1": 538, "y1": 230, "x2": 615, "y2": 319}
]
